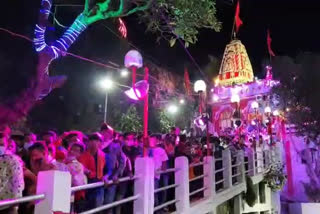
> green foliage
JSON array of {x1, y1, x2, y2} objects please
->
[
  {"x1": 140, "y1": 0, "x2": 221, "y2": 46},
  {"x1": 263, "y1": 162, "x2": 286, "y2": 192},
  {"x1": 117, "y1": 105, "x2": 142, "y2": 133},
  {"x1": 271, "y1": 54, "x2": 320, "y2": 140},
  {"x1": 243, "y1": 176, "x2": 257, "y2": 207},
  {"x1": 159, "y1": 110, "x2": 175, "y2": 133}
]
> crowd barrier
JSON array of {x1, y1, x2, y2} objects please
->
[{"x1": 0, "y1": 146, "x2": 280, "y2": 214}]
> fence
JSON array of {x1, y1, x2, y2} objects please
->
[{"x1": 0, "y1": 146, "x2": 280, "y2": 214}]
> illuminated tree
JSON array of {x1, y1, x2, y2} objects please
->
[
  {"x1": 271, "y1": 53, "x2": 320, "y2": 141},
  {"x1": 158, "y1": 110, "x2": 175, "y2": 133},
  {"x1": 117, "y1": 105, "x2": 142, "y2": 133},
  {"x1": 0, "y1": 0, "x2": 221, "y2": 125}
]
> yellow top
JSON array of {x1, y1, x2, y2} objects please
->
[{"x1": 218, "y1": 40, "x2": 254, "y2": 86}]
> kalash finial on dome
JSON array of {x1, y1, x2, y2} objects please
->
[{"x1": 217, "y1": 40, "x2": 254, "y2": 86}]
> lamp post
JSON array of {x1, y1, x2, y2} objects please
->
[
  {"x1": 99, "y1": 78, "x2": 113, "y2": 123},
  {"x1": 194, "y1": 80, "x2": 211, "y2": 155},
  {"x1": 124, "y1": 50, "x2": 149, "y2": 156},
  {"x1": 251, "y1": 101, "x2": 259, "y2": 140}
]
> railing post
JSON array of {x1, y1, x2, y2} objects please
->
[
  {"x1": 247, "y1": 149, "x2": 255, "y2": 176},
  {"x1": 34, "y1": 170, "x2": 71, "y2": 214},
  {"x1": 222, "y1": 149, "x2": 232, "y2": 189},
  {"x1": 204, "y1": 156, "x2": 215, "y2": 199},
  {"x1": 134, "y1": 157, "x2": 154, "y2": 214},
  {"x1": 175, "y1": 156, "x2": 190, "y2": 214},
  {"x1": 237, "y1": 151, "x2": 245, "y2": 184},
  {"x1": 256, "y1": 147, "x2": 264, "y2": 174},
  {"x1": 264, "y1": 150, "x2": 271, "y2": 167}
]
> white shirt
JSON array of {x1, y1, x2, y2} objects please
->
[{"x1": 148, "y1": 147, "x2": 168, "y2": 179}]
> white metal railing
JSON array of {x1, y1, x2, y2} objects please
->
[
  {"x1": 80, "y1": 195, "x2": 140, "y2": 214},
  {"x1": 189, "y1": 161, "x2": 206, "y2": 203},
  {"x1": 71, "y1": 176, "x2": 138, "y2": 214},
  {"x1": 0, "y1": 146, "x2": 280, "y2": 214},
  {"x1": 153, "y1": 167, "x2": 180, "y2": 212},
  {"x1": 0, "y1": 194, "x2": 45, "y2": 208},
  {"x1": 70, "y1": 176, "x2": 137, "y2": 192}
]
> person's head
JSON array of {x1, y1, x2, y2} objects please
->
[
  {"x1": 124, "y1": 132, "x2": 136, "y2": 147},
  {"x1": 7, "y1": 139, "x2": 17, "y2": 154},
  {"x1": 47, "y1": 143, "x2": 56, "y2": 162},
  {"x1": 11, "y1": 134, "x2": 24, "y2": 148},
  {"x1": 170, "y1": 127, "x2": 176, "y2": 135},
  {"x1": 42, "y1": 131, "x2": 56, "y2": 146},
  {"x1": 100, "y1": 123, "x2": 114, "y2": 141},
  {"x1": 149, "y1": 134, "x2": 159, "y2": 148},
  {"x1": 180, "y1": 135, "x2": 187, "y2": 144},
  {"x1": 29, "y1": 142, "x2": 48, "y2": 164},
  {"x1": 0, "y1": 126, "x2": 11, "y2": 139},
  {"x1": 87, "y1": 133, "x2": 103, "y2": 153},
  {"x1": 24, "y1": 132, "x2": 36, "y2": 143},
  {"x1": 68, "y1": 142, "x2": 85, "y2": 159}
]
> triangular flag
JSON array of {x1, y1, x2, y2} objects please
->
[
  {"x1": 235, "y1": 0, "x2": 243, "y2": 33},
  {"x1": 267, "y1": 29, "x2": 276, "y2": 57}
]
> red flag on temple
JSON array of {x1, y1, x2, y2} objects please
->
[
  {"x1": 235, "y1": 0, "x2": 243, "y2": 33},
  {"x1": 267, "y1": 29, "x2": 276, "y2": 57},
  {"x1": 184, "y1": 68, "x2": 191, "y2": 96}
]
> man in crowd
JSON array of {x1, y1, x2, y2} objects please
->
[
  {"x1": 148, "y1": 134, "x2": 168, "y2": 212},
  {"x1": 0, "y1": 132, "x2": 24, "y2": 214},
  {"x1": 100, "y1": 123, "x2": 114, "y2": 150},
  {"x1": 79, "y1": 133, "x2": 105, "y2": 210},
  {"x1": 102, "y1": 132, "x2": 126, "y2": 214}
]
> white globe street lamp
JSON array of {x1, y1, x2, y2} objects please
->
[
  {"x1": 273, "y1": 110, "x2": 279, "y2": 116},
  {"x1": 99, "y1": 78, "x2": 113, "y2": 90},
  {"x1": 120, "y1": 68, "x2": 129, "y2": 77},
  {"x1": 230, "y1": 94, "x2": 240, "y2": 103},
  {"x1": 168, "y1": 104, "x2": 178, "y2": 114},
  {"x1": 264, "y1": 106, "x2": 272, "y2": 114},
  {"x1": 251, "y1": 101, "x2": 259, "y2": 109},
  {"x1": 99, "y1": 78, "x2": 113, "y2": 123},
  {"x1": 194, "y1": 80, "x2": 206, "y2": 93}
]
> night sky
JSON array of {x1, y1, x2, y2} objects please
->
[
  {"x1": 1, "y1": 0, "x2": 320, "y2": 130},
  {"x1": 1, "y1": 0, "x2": 320, "y2": 77}
]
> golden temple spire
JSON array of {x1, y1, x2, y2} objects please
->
[{"x1": 218, "y1": 40, "x2": 254, "y2": 86}]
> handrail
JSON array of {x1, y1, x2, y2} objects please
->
[
  {"x1": 0, "y1": 194, "x2": 45, "y2": 208},
  {"x1": 154, "y1": 184, "x2": 179, "y2": 193},
  {"x1": 79, "y1": 194, "x2": 139, "y2": 214},
  {"x1": 157, "y1": 168, "x2": 179, "y2": 174},
  {"x1": 215, "y1": 179, "x2": 225, "y2": 185},
  {"x1": 215, "y1": 158, "x2": 223, "y2": 161},
  {"x1": 189, "y1": 174, "x2": 206, "y2": 182},
  {"x1": 231, "y1": 162, "x2": 242, "y2": 167},
  {"x1": 189, "y1": 187, "x2": 206, "y2": 197},
  {"x1": 232, "y1": 172, "x2": 242, "y2": 178},
  {"x1": 215, "y1": 167, "x2": 225, "y2": 173},
  {"x1": 71, "y1": 176, "x2": 137, "y2": 192},
  {"x1": 190, "y1": 162, "x2": 204, "y2": 167},
  {"x1": 154, "y1": 199, "x2": 179, "y2": 212}
]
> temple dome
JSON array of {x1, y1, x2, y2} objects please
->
[{"x1": 218, "y1": 40, "x2": 254, "y2": 86}]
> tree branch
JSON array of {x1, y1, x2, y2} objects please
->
[
  {"x1": 84, "y1": 0, "x2": 90, "y2": 15},
  {"x1": 103, "y1": 0, "x2": 124, "y2": 18},
  {"x1": 84, "y1": 0, "x2": 112, "y2": 25},
  {"x1": 120, "y1": 1, "x2": 151, "y2": 17}
]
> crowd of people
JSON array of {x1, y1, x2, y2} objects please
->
[{"x1": 0, "y1": 124, "x2": 261, "y2": 214}]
